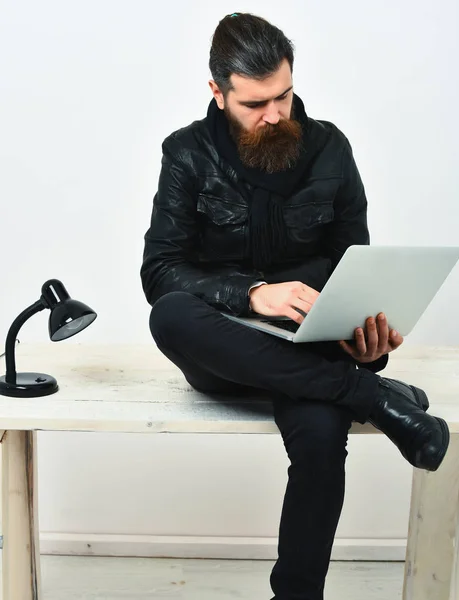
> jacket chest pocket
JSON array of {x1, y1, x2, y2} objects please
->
[
  {"x1": 196, "y1": 194, "x2": 248, "y2": 259},
  {"x1": 283, "y1": 202, "x2": 335, "y2": 245}
]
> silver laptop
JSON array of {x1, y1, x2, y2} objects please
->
[{"x1": 223, "y1": 245, "x2": 459, "y2": 343}]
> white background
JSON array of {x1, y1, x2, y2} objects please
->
[{"x1": 0, "y1": 0, "x2": 458, "y2": 558}]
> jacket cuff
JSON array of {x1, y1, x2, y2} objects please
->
[
  {"x1": 356, "y1": 353, "x2": 389, "y2": 373},
  {"x1": 248, "y1": 281, "x2": 268, "y2": 293},
  {"x1": 248, "y1": 281, "x2": 267, "y2": 311}
]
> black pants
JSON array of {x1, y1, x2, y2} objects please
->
[{"x1": 149, "y1": 292, "x2": 381, "y2": 600}]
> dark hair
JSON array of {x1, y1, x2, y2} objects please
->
[{"x1": 209, "y1": 13, "x2": 295, "y2": 97}]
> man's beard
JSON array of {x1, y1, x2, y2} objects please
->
[{"x1": 224, "y1": 103, "x2": 303, "y2": 174}]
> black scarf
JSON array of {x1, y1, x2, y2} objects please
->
[{"x1": 206, "y1": 93, "x2": 331, "y2": 271}]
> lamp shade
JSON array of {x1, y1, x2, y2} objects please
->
[
  {"x1": 49, "y1": 299, "x2": 97, "y2": 341},
  {"x1": 41, "y1": 279, "x2": 97, "y2": 342}
]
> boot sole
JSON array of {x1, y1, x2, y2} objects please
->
[{"x1": 416, "y1": 417, "x2": 450, "y2": 472}]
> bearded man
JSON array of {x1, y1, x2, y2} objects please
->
[{"x1": 141, "y1": 12, "x2": 448, "y2": 600}]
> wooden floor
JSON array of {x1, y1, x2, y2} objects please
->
[{"x1": 25, "y1": 556, "x2": 406, "y2": 599}]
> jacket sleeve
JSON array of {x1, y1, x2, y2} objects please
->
[
  {"x1": 140, "y1": 137, "x2": 261, "y2": 315},
  {"x1": 324, "y1": 137, "x2": 389, "y2": 373}
]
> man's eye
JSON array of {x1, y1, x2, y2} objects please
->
[{"x1": 247, "y1": 95, "x2": 288, "y2": 109}]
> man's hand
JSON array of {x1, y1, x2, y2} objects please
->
[
  {"x1": 339, "y1": 313, "x2": 404, "y2": 363},
  {"x1": 249, "y1": 281, "x2": 320, "y2": 323}
]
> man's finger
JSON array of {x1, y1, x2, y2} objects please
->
[
  {"x1": 339, "y1": 340, "x2": 354, "y2": 355},
  {"x1": 389, "y1": 330, "x2": 404, "y2": 349},
  {"x1": 292, "y1": 296, "x2": 314, "y2": 314},
  {"x1": 376, "y1": 313, "x2": 389, "y2": 351},
  {"x1": 354, "y1": 328, "x2": 367, "y2": 355},
  {"x1": 284, "y1": 306, "x2": 305, "y2": 324},
  {"x1": 298, "y1": 292, "x2": 319, "y2": 310},
  {"x1": 301, "y1": 284, "x2": 320, "y2": 296},
  {"x1": 364, "y1": 317, "x2": 379, "y2": 354}
]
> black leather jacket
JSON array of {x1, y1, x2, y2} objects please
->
[{"x1": 141, "y1": 114, "x2": 389, "y2": 372}]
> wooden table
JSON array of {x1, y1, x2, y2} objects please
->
[{"x1": 1, "y1": 343, "x2": 458, "y2": 599}]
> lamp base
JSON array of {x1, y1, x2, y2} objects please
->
[{"x1": 0, "y1": 372, "x2": 59, "y2": 397}]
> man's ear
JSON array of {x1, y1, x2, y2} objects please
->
[{"x1": 208, "y1": 80, "x2": 225, "y2": 110}]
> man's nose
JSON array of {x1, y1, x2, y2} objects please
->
[{"x1": 262, "y1": 102, "x2": 281, "y2": 125}]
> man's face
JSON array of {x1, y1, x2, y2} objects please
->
[{"x1": 209, "y1": 58, "x2": 303, "y2": 173}]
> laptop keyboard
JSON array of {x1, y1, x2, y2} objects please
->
[{"x1": 260, "y1": 319, "x2": 300, "y2": 333}]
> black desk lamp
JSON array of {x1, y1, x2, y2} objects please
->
[{"x1": 0, "y1": 279, "x2": 97, "y2": 398}]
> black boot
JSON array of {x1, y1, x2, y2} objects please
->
[
  {"x1": 368, "y1": 377, "x2": 449, "y2": 471},
  {"x1": 387, "y1": 378, "x2": 429, "y2": 411}
]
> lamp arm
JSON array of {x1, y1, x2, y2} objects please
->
[{"x1": 5, "y1": 299, "x2": 46, "y2": 382}]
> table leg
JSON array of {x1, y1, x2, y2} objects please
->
[
  {"x1": 0, "y1": 429, "x2": 4, "y2": 600},
  {"x1": 1, "y1": 430, "x2": 41, "y2": 600},
  {"x1": 403, "y1": 433, "x2": 459, "y2": 600}
]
